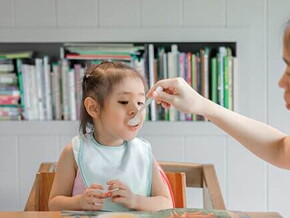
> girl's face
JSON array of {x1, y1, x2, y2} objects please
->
[
  {"x1": 94, "y1": 77, "x2": 146, "y2": 146},
  {"x1": 279, "y1": 26, "x2": 290, "y2": 110}
]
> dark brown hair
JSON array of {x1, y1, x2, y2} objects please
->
[
  {"x1": 79, "y1": 61, "x2": 147, "y2": 134},
  {"x1": 284, "y1": 20, "x2": 290, "y2": 51}
]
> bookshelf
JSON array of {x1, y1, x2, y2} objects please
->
[
  {"x1": 0, "y1": 42, "x2": 236, "y2": 60},
  {"x1": 0, "y1": 41, "x2": 237, "y2": 122}
]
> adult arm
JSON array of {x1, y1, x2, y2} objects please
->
[{"x1": 148, "y1": 77, "x2": 290, "y2": 169}]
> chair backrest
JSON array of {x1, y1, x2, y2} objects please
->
[
  {"x1": 159, "y1": 161, "x2": 226, "y2": 210},
  {"x1": 24, "y1": 162, "x2": 187, "y2": 211},
  {"x1": 24, "y1": 163, "x2": 56, "y2": 211},
  {"x1": 35, "y1": 172, "x2": 55, "y2": 211},
  {"x1": 165, "y1": 172, "x2": 186, "y2": 208}
]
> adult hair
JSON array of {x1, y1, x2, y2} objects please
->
[
  {"x1": 79, "y1": 61, "x2": 147, "y2": 135},
  {"x1": 284, "y1": 19, "x2": 290, "y2": 50}
]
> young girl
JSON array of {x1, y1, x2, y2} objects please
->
[{"x1": 48, "y1": 62, "x2": 173, "y2": 211}]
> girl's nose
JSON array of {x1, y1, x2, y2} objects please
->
[
  {"x1": 129, "y1": 109, "x2": 137, "y2": 116},
  {"x1": 128, "y1": 103, "x2": 139, "y2": 116}
]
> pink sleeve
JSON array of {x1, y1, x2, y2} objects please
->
[{"x1": 157, "y1": 164, "x2": 175, "y2": 208}]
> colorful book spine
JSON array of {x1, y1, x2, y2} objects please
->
[
  {"x1": 66, "y1": 54, "x2": 132, "y2": 61},
  {"x1": 218, "y1": 47, "x2": 227, "y2": 107},
  {"x1": 191, "y1": 54, "x2": 197, "y2": 121},
  {"x1": 204, "y1": 48, "x2": 210, "y2": 100},
  {"x1": 16, "y1": 59, "x2": 24, "y2": 111},
  {"x1": 148, "y1": 44, "x2": 157, "y2": 121},
  {"x1": 51, "y1": 63, "x2": 62, "y2": 120},
  {"x1": 224, "y1": 55, "x2": 229, "y2": 109},
  {"x1": 43, "y1": 56, "x2": 52, "y2": 120},
  {"x1": 61, "y1": 59, "x2": 69, "y2": 120},
  {"x1": 68, "y1": 69, "x2": 77, "y2": 120},
  {"x1": 211, "y1": 57, "x2": 218, "y2": 104},
  {"x1": 35, "y1": 58, "x2": 45, "y2": 120},
  {"x1": 185, "y1": 52, "x2": 192, "y2": 121},
  {"x1": 179, "y1": 53, "x2": 186, "y2": 121}
]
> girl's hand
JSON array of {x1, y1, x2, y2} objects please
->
[
  {"x1": 107, "y1": 179, "x2": 136, "y2": 209},
  {"x1": 147, "y1": 77, "x2": 210, "y2": 116},
  {"x1": 79, "y1": 183, "x2": 105, "y2": 211}
]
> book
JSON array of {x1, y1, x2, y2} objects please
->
[
  {"x1": 218, "y1": 47, "x2": 227, "y2": 107},
  {"x1": 167, "y1": 45, "x2": 179, "y2": 121},
  {"x1": 0, "y1": 63, "x2": 14, "y2": 71},
  {"x1": 73, "y1": 64, "x2": 83, "y2": 120},
  {"x1": 185, "y1": 52, "x2": 192, "y2": 121},
  {"x1": 61, "y1": 59, "x2": 69, "y2": 120},
  {"x1": 224, "y1": 54, "x2": 229, "y2": 109},
  {"x1": 203, "y1": 47, "x2": 210, "y2": 100},
  {"x1": 0, "y1": 51, "x2": 33, "y2": 60},
  {"x1": 148, "y1": 44, "x2": 157, "y2": 121},
  {"x1": 35, "y1": 58, "x2": 45, "y2": 120},
  {"x1": 16, "y1": 59, "x2": 24, "y2": 112},
  {"x1": 61, "y1": 208, "x2": 231, "y2": 217},
  {"x1": 227, "y1": 48, "x2": 234, "y2": 110},
  {"x1": 211, "y1": 57, "x2": 218, "y2": 104},
  {"x1": 43, "y1": 56, "x2": 53, "y2": 120},
  {"x1": 66, "y1": 54, "x2": 132, "y2": 61},
  {"x1": 178, "y1": 52, "x2": 186, "y2": 121},
  {"x1": 51, "y1": 63, "x2": 62, "y2": 120},
  {"x1": 68, "y1": 69, "x2": 77, "y2": 120},
  {"x1": 0, "y1": 74, "x2": 17, "y2": 84}
]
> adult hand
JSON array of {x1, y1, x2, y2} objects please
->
[
  {"x1": 107, "y1": 179, "x2": 136, "y2": 209},
  {"x1": 79, "y1": 183, "x2": 105, "y2": 210},
  {"x1": 147, "y1": 77, "x2": 209, "y2": 115}
]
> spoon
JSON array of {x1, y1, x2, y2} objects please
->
[{"x1": 127, "y1": 86, "x2": 163, "y2": 126}]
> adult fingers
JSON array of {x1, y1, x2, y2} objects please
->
[
  {"x1": 147, "y1": 78, "x2": 178, "y2": 98},
  {"x1": 161, "y1": 101, "x2": 171, "y2": 109},
  {"x1": 154, "y1": 90, "x2": 176, "y2": 106}
]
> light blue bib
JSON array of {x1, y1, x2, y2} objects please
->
[{"x1": 72, "y1": 134, "x2": 152, "y2": 211}]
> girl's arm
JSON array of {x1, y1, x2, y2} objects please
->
[
  {"x1": 48, "y1": 143, "x2": 82, "y2": 210},
  {"x1": 49, "y1": 144, "x2": 104, "y2": 211},
  {"x1": 149, "y1": 77, "x2": 290, "y2": 169},
  {"x1": 133, "y1": 158, "x2": 173, "y2": 211}
]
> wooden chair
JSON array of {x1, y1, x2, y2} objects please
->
[
  {"x1": 164, "y1": 171, "x2": 186, "y2": 208},
  {"x1": 159, "y1": 161, "x2": 226, "y2": 210},
  {"x1": 24, "y1": 163, "x2": 56, "y2": 211},
  {"x1": 24, "y1": 162, "x2": 187, "y2": 211},
  {"x1": 25, "y1": 161, "x2": 225, "y2": 211}
]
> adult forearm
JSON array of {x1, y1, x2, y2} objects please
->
[
  {"x1": 203, "y1": 100, "x2": 287, "y2": 167},
  {"x1": 133, "y1": 195, "x2": 172, "y2": 212}
]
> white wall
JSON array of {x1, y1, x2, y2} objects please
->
[{"x1": 0, "y1": 0, "x2": 289, "y2": 217}]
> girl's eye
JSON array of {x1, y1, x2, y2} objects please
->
[
  {"x1": 118, "y1": 101, "x2": 128, "y2": 105},
  {"x1": 138, "y1": 102, "x2": 144, "y2": 106}
]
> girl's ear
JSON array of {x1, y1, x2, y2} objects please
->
[{"x1": 84, "y1": 97, "x2": 99, "y2": 118}]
